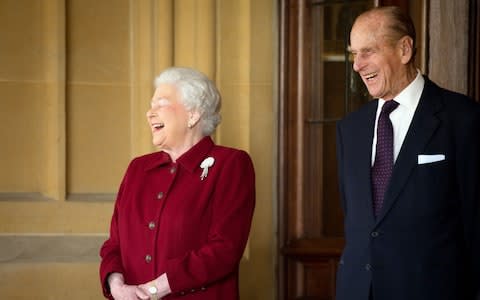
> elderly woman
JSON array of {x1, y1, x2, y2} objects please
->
[{"x1": 99, "y1": 67, "x2": 256, "y2": 300}]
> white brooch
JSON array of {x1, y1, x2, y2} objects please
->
[{"x1": 200, "y1": 157, "x2": 215, "y2": 180}]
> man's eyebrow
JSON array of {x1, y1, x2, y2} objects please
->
[{"x1": 349, "y1": 47, "x2": 375, "y2": 54}]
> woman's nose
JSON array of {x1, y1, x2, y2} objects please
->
[{"x1": 146, "y1": 109, "x2": 156, "y2": 118}]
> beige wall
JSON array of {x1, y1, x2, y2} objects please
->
[{"x1": 0, "y1": 0, "x2": 275, "y2": 299}]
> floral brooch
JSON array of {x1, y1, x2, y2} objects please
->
[{"x1": 200, "y1": 157, "x2": 215, "y2": 180}]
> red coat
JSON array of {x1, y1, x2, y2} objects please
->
[{"x1": 99, "y1": 137, "x2": 255, "y2": 299}]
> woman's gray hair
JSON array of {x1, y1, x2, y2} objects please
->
[{"x1": 154, "y1": 67, "x2": 222, "y2": 136}]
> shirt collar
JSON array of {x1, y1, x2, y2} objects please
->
[
  {"x1": 144, "y1": 136, "x2": 215, "y2": 173},
  {"x1": 379, "y1": 70, "x2": 424, "y2": 111}
]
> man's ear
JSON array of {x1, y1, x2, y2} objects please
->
[{"x1": 399, "y1": 36, "x2": 414, "y2": 64}]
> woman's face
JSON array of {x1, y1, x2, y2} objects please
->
[{"x1": 146, "y1": 83, "x2": 191, "y2": 151}]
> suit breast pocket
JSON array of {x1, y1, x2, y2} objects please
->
[
  {"x1": 405, "y1": 159, "x2": 456, "y2": 218},
  {"x1": 415, "y1": 158, "x2": 450, "y2": 186}
]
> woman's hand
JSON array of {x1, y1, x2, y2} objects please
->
[
  {"x1": 111, "y1": 284, "x2": 150, "y2": 300},
  {"x1": 137, "y1": 273, "x2": 171, "y2": 300},
  {"x1": 108, "y1": 273, "x2": 150, "y2": 300}
]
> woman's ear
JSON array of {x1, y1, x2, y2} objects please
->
[{"x1": 188, "y1": 111, "x2": 201, "y2": 128}]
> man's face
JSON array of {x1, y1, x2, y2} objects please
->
[{"x1": 349, "y1": 16, "x2": 406, "y2": 100}]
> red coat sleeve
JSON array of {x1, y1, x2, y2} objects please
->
[{"x1": 99, "y1": 167, "x2": 129, "y2": 299}]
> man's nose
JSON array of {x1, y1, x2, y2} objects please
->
[{"x1": 352, "y1": 55, "x2": 365, "y2": 72}]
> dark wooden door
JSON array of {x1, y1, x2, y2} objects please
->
[
  {"x1": 277, "y1": 0, "x2": 410, "y2": 299},
  {"x1": 469, "y1": 0, "x2": 480, "y2": 100}
]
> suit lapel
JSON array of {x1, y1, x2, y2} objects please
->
[
  {"x1": 375, "y1": 78, "x2": 443, "y2": 224},
  {"x1": 350, "y1": 101, "x2": 378, "y2": 224}
]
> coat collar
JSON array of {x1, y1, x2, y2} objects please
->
[
  {"x1": 176, "y1": 136, "x2": 215, "y2": 173},
  {"x1": 144, "y1": 136, "x2": 215, "y2": 173}
]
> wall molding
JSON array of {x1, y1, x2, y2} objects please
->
[{"x1": 0, "y1": 234, "x2": 107, "y2": 263}]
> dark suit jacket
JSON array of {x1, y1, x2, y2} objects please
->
[{"x1": 335, "y1": 77, "x2": 480, "y2": 300}]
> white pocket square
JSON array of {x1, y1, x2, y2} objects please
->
[{"x1": 417, "y1": 154, "x2": 445, "y2": 164}]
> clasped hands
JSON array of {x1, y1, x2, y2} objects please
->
[{"x1": 108, "y1": 272, "x2": 170, "y2": 300}]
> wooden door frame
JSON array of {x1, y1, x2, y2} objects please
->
[
  {"x1": 468, "y1": 0, "x2": 480, "y2": 100},
  {"x1": 277, "y1": 1, "x2": 412, "y2": 299}
]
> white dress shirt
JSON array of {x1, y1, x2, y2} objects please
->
[{"x1": 371, "y1": 71, "x2": 425, "y2": 166}]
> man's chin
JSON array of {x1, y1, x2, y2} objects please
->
[{"x1": 366, "y1": 88, "x2": 382, "y2": 99}]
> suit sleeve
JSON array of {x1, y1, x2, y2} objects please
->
[
  {"x1": 164, "y1": 150, "x2": 256, "y2": 293},
  {"x1": 456, "y1": 104, "x2": 480, "y2": 299},
  {"x1": 336, "y1": 121, "x2": 347, "y2": 216}
]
